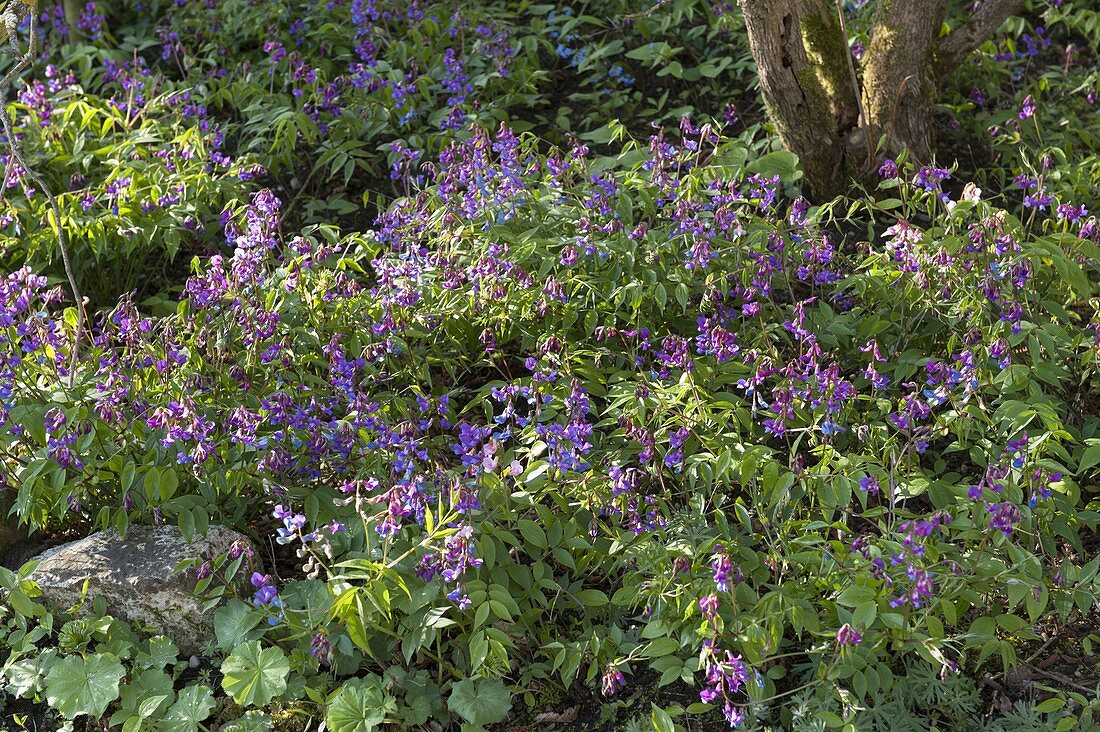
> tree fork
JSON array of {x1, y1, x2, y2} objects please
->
[{"x1": 738, "y1": 0, "x2": 1027, "y2": 200}]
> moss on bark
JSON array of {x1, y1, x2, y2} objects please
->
[{"x1": 799, "y1": 10, "x2": 859, "y2": 131}]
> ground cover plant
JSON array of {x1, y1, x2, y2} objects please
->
[{"x1": 0, "y1": 0, "x2": 1099, "y2": 730}]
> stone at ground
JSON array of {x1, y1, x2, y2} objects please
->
[{"x1": 27, "y1": 524, "x2": 258, "y2": 656}]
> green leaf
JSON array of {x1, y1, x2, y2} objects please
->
[
  {"x1": 160, "y1": 685, "x2": 217, "y2": 732},
  {"x1": 447, "y1": 678, "x2": 512, "y2": 727},
  {"x1": 815, "y1": 710, "x2": 846, "y2": 727},
  {"x1": 121, "y1": 461, "x2": 136, "y2": 491},
  {"x1": 109, "y1": 669, "x2": 174, "y2": 727},
  {"x1": 135, "y1": 636, "x2": 179, "y2": 671},
  {"x1": 674, "y1": 282, "x2": 689, "y2": 312},
  {"x1": 178, "y1": 509, "x2": 196, "y2": 542},
  {"x1": 836, "y1": 586, "x2": 877, "y2": 607},
  {"x1": 879, "y1": 612, "x2": 905, "y2": 630},
  {"x1": 852, "y1": 601, "x2": 877, "y2": 629},
  {"x1": 1048, "y1": 248, "x2": 1092, "y2": 299},
  {"x1": 214, "y1": 599, "x2": 264, "y2": 651},
  {"x1": 5, "y1": 650, "x2": 56, "y2": 698},
  {"x1": 221, "y1": 711, "x2": 273, "y2": 732},
  {"x1": 1033, "y1": 697, "x2": 1065, "y2": 713},
  {"x1": 644, "y1": 638, "x2": 681, "y2": 658},
  {"x1": 44, "y1": 653, "x2": 125, "y2": 719},
  {"x1": 650, "y1": 703, "x2": 675, "y2": 732},
  {"x1": 574, "y1": 589, "x2": 609, "y2": 608},
  {"x1": 515, "y1": 519, "x2": 547, "y2": 550},
  {"x1": 220, "y1": 641, "x2": 289, "y2": 708},
  {"x1": 8, "y1": 589, "x2": 41, "y2": 618},
  {"x1": 325, "y1": 678, "x2": 397, "y2": 732},
  {"x1": 469, "y1": 631, "x2": 489, "y2": 671},
  {"x1": 1006, "y1": 582, "x2": 1029, "y2": 610},
  {"x1": 1079, "y1": 445, "x2": 1100, "y2": 473},
  {"x1": 160, "y1": 468, "x2": 179, "y2": 501},
  {"x1": 395, "y1": 673, "x2": 439, "y2": 726},
  {"x1": 139, "y1": 694, "x2": 172, "y2": 719},
  {"x1": 745, "y1": 150, "x2": 800, "y2": 180}
]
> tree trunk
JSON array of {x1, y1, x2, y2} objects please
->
[
  {"x1": 938, "y1": 0, "x2": 1026, "y2": 70},
  {"x1": 739, "y1": 0, "x2": 858, "y2": 199},
  {"x1": 861, "y1": 0, "x2": 947, "y2": 162},
  {"x1": 738, "y1": 0, "x2": 1026, "y2": 200}
]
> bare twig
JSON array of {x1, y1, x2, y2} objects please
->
[
  {"x1": 1028, "y1": 666, "x2": 1100, "y2": 696},
  {"x1": 833, "y1": 0, "x2": 865, "y2": 129},
  {"x1": 1021, "y1": 634, "x2": 1057, "y2": 668},
  {"x1": 833, "y1": 0, "x2": 873, "y2": 168}
]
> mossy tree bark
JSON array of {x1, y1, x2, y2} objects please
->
[
  {"x1": 738, "y1": 0, "x2": 1025, "y2": 200},
  {"x1": 862, "y1": 0, "x2": 947, "y2": 163},
  {"x1": 739, "y1": 0, "x2": 859, "y2": 199}
]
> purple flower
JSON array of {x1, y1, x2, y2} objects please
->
[
  {"x1": 1019, "y1": 95, "x2": 1037, "y2": 120},
  {"x1": 250, "y1": 572, "x2": 279, "y2": 607},
  {"x1": 699, "y1": 646, "x2": 750, "y2": 727},
  {"x1": 836, "y1": 623, "x2": 862, "y2": 646},
  {"x1": 310, "y1": 633, "x2": 333, "y2": 665},
  {"x1": 1057, "y1": 203, "x2": 1088, "y2": 222},
  {"x1": 43, "y1": 407, "x2": 67, "y2": 432},
  {"x1": 788, "y1": 196, "x2": 810, "y2": 227},
  {"x1": 722, "y1": 702, "x2": 745, "y2": 727},
  {"x1": 711, "y1": 550, "x2": 741, "y2": 592},
  {"x1": 858, "y1": 476, "x2": 880, "y2": 496},
  {"x1": 1023, "y1": 190, "x2": 1054, "y2": 210},
  {"x1": 601, "y1": 665, "x2": 627, "y2": 696},
  {"x1": 912, "y1": 165, "x2": 950, "y2": 192},
  {"x1": 253, "y1": 585, "x2": 278, "y2": 605},
  {"x1": 889, "y1": 565, "x2": 934, "y2": 608},
  {"x1": 699, "y1": 593, "x2": 720, "y2": 620},
  {"x1": 988, "y1": 501, "x2": 1022, "y2": 536},
  {"x1": 77, "y1": 1, "x2": 105, "y2": 39}
]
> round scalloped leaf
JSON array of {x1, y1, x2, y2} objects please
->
[
  {"x1": 220, "y1": 641, "x2": 289, "y2": 708},
  {"x1": 160, "y1": 685, "x2": 217, "y2": 732},
  {"x1": 44, "y1": 653, "x2": 125, "y2": 720},
  {"x1": 325, "y1": 677, "x2": 396, "y2": 732},
  {"x1": 6, "y1": 649, "x2": 56, "y2": 698},
  {"x1": 221, "y1": 711, "x2": 273, "y2": 732},
  {"x1": 135, "y1": 636, "x2": 179, "y2": 671},
  {"x1": 446, "y1": 678, "x2": 511, "y2": 727}
]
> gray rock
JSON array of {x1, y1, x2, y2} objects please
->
[{"x1": 28, "y1": 524, "x2": 258, "y2": 655}]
